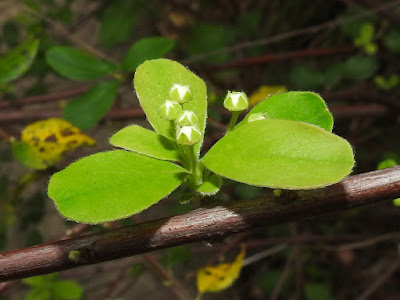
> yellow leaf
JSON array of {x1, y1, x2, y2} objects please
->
[
  {"x1": 249, "y1": 85, "x2": 287, "y2": 106},
  {"x1": 19, "y1": 118, "x2": 95, "y2": 168},
  {"x1": 197, "y1": 246, "x2": 246, "y2": 294}
]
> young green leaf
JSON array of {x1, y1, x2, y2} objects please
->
[
  {"x1": 203, "y1": 119, "x2": 354, "y2": 189},
  {"x1": 134, "y1": 59, "x2": 207, "y2": 152},
  {"x1": 289, "y1": 66, "x2": 324, "y2": 90},
  {"x1": 343, "y1": 55, "x2": 378, "y2": 80},
  {"x1": 196, "y1": 174, "x2": 222, "y2": 195},
  {"x1": 63, "y1": 80, "x2": 119, "y2": 129},
  {"x1": 0, "y1": 38, "x2": 39, "y2": 83},
  {"x1": 122, "y1": 37, "x2": 175, "y2": 72},
  {"x1": 52, "y1": 280, "x2": 83, "y2": 300},
  {"x1": 99, "y1": 0, "x2": 141, "y2": 48},
  {"x1": 238, "y1": 92, "x2": 334, "y2": 132},
  {"x1": 46, "y1": 46, "x2": 117, "y2": 80},
  {"x1": 48, "y1": 150, "x2": 186, "y2": 223},
  {"x1": 110, "y1": 125, "x2": 181, "y2": 162}
]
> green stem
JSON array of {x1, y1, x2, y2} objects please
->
[
  {"x1": 181, "y1": 145, "x2": 202, "y2": 190},
  {"x1": 227, "y1": 111, "x2": 240, "y2": 133}
]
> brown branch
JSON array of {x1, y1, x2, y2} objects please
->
[
  {"x1": 1, "y1": 166, "x2": 400, "y2": 282},
  {"x1": 211, "y1": 46, "x2": 357, "y2": 70},
  {"x1": 0, "y1": 86, "x2": 90, "y2": 109}
]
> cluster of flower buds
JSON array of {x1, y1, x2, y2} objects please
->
[
  {"x1": 158, "y1": 84, "x2": 202, "y2": 146},
  {"x1": 223, "y1": 91, "x2": 249, "y2": 112}
]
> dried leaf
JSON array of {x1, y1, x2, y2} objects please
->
[
  {"x1": 14, "y1": 118, "x2": 95, "y2": 169},
  {"x1": 249, "y1": 85, "x2": 287, "y2": 106},
  {"x1": 197, "y1": 247, "x2": 245, "y2": 294}
]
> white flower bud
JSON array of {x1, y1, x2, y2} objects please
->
[
  {"x1": 176, "y1": 125, "x2": 202, "y2": 146},
  {"x1": 223, "y1": 91, "x2": 249, "y2": 112},
  {"x1": 158, "y1": 100, "x2": 182, "y2": 120},
  {"x1": 176, "y1": 110, "x2": 199, "y2": 126},
  {"x1": 248, "y1": 112, "x2": 266, "y2": 122},
  {"x1": 169, "y1": 84, "x2": 193, "y2": 103}
]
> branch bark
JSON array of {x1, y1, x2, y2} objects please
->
[{"x1": 1, "y1": 166, "x2": 400, "y2": 282}]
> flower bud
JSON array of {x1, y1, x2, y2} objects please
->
[
  {"x1": 158, "y1": 100, "x2": 182, "y2": 120},
  {"x1": 248, "y1": 112, "x2": 266, "y2": 122},
  {"x1": 223, "y1": 91, "x2": 249, "y2": 112},
  {"x1": 169, "y1": 84, "x2": 192, "y2": 103},
  {"x1": 176, "y1": 125, "x2": 202, "y2": 146},
  {"x1": 176, "y1": 110, "x2": 199, "y2": 126}
]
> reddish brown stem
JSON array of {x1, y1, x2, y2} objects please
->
[
  {"x1": 212, "y1": 46, "x2": 357, "y2": 70},
  {"x1": 0, "y1": 86, "x2": 90, "y2": 109},
  {"x1": 1, "y1": 166, "x2": 400, "y2": 282}
]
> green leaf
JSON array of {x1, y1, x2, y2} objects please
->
[
  {"x1": 377, "y1": 158, "x2": 397, "y2": 170},
  {"x1": 63, "y1": 80, "x2": 119, "y2": 129},
  {"x1": 196, "y1": 174, "x2": 221, "y2": 195},
  {"x1": 52, "y1": 280, "x2": 83, "y2": 300},
  {"x1": 110, "y1": 125, "x2": 181, "y2": 162},
  {"x1": 186, "y1": 24, "x2": 235, "y2": 63},
  {"x1": 24, "y1": 289, "x2": 51, "y2": 300},
  {"x1": 23, "y1": 274, "x2": 57, "y2": 288},
  {"x1": 11, "y1": 141, "x2": 47, "y2": 170},
  {"x1": 289, "y1": 66, "x2": 324, "y2": 90},
  {"x1": 134, "y1": 59, "x2": 207, "y2": 154},
  {"x1": 238, "y1": 92, "x2": 333, "y2": 132},
  {"x1": 384, "y1": 30, "x2": 400, "y2": 53},
  {"x1": 0, "y1": 38, "x2": 39, "y2": 83},
  {"x1": 122, "y1": 37, "x2": 175, "y2": 72},
  {"x1": 343, "y1": 55, "x2": 378, "y2": 80},
  {"x1": 203, "y1": 119, "x2": 354, "y2": 189},
  {"x1": 305, "y1": 283, "x2": 333, "y2": 300},
  {"x1": 99, "y1": 0, "x2": 141, "y2": 48},
  {"x1": 46, "y1": 46, "x2": 117, "y2": 80},
  {"x1": 160, "y1": 246, "x2": 192, "y2": 269},
  {"x1": 48, "y1": 150, "x2": 186, "y2": 223}
]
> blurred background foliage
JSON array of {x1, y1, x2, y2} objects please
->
[{"x1": 1, "y1": 0, "x2": 400, "y2": 299}]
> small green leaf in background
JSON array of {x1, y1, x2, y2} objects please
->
[
  {"x1": 11, "y1": 141, "x2": 48, "y2": 170},
  {"x1": 257, "y1": 270, "x2": 285, "y2": 295},
  {"x1": 203, "y1": 119, "x2": 354, "y2": 189},
  {"x1": 122, "y1": 37, "x2": 175, "y2": 72},
  {"x1": 238, "y1": 91, "x2": 334, "y2": 131},
  {"x1": 110, "y1": 125, "x2": 181, "y2": 162},
  {"x1": 99, "y1": 0, "x2": 141, "y2": 48},
  {"x1": 23, "y1": 274, "x2": 57, "y2": 288},
  {"x1": 354, "y1": 23, "x2": 376, "y2": 55},
  {"x1": 48, "y1": 150, "x2": 186, "y2": 223},
  {"x1": 186, "y1": 24, "x2": 235, "y2": 63},
  {"x1": 377, "y1": 158, "x2": 397, "y2": 170},
  {"x1": 46, "y1": 46, "x2": 117, "y2": 80},
  {"x1": 160, "y1": 246, "x2": 192, "y2": 269},
  {"x1": 19, "y1": 193, "x2": 46, "y2": 231},
  {"x1": 384, "y1": 30, "x2": 400, "y2": 53},
  {"x1": 236, "y1": 9, "x2": 262, "y2": 38},
  {"x1": 289, "y1": 65, "x2": 324, "y2": 90},
  {"x1": 52, "y1": 280, "x2": 83, "y2": 300},
  {"x1": 134, "y1": 59, "x2": 207, "y2": 155},
  {"x1": 343, "y1": 55, "x2": 378, "y2": 80},
  {"x1": 374, "y1": 74, "x2": 399, "y2": 90},
  {"x1": 63, "y1": 80, "x2": 119, "y2": 129},
  {"x1": 0, "y1": 38, "x2": 39, "y2": 83},
  {"x1": 305, "y1": 283, "x2": 333, "y2": 300},
  {"x1": 2, "y1": 20, "x2": 20, "y2": 47},
  {"x1": 25, "y1": 229, "x2": 43, "y2": 247}
]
